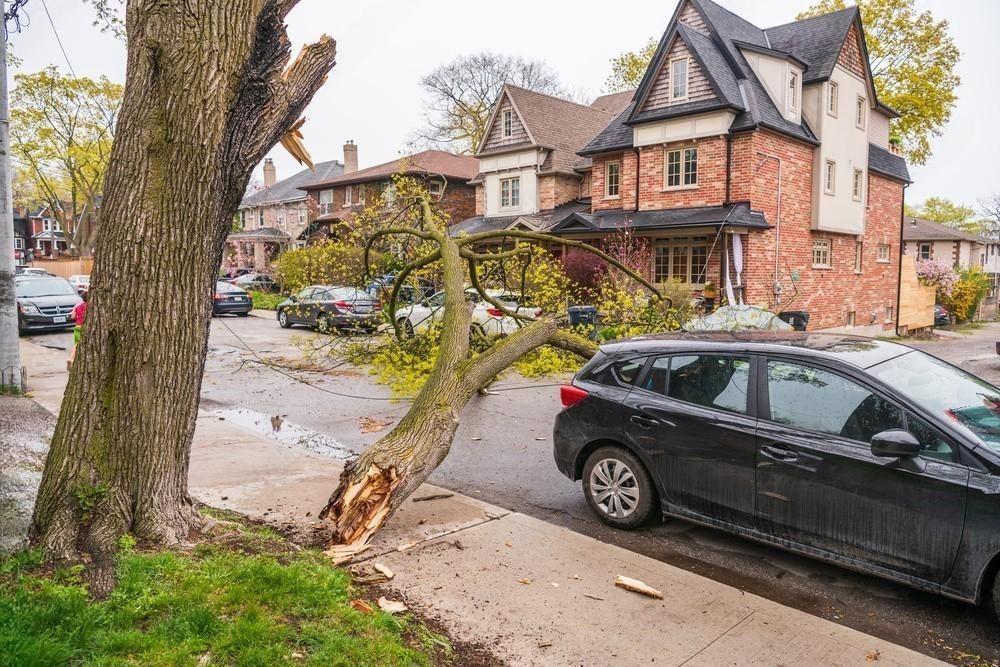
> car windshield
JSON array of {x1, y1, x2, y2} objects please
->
[
  {"x1": 325, "y1": 287, "x2": 367, "y2": 301},
  {"x1": 216, "y1": 281, "x2": 243, "y2": 293},
  {"x1": 869, "y1": 350, "x2": 1000, "y2": 453},
  {"x1": 16, "y1": 278, "x2": 77, "y2": 298}
]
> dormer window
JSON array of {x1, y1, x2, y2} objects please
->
[
  {"x1": 788, "y1": 70, "x2": 799, "y2": 113},
  {"x1": 502, "y1": 109, "x2": 513, "y2": 138},
  {"x1": 670, "y1": 57, "x2": 688, "y2": 101},
  {"x1": 856, "y1": 96, "x2": 867, "y2": 129}
]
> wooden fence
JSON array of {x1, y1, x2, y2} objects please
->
[
  {"x1": 31, "y1": 258, "x2": 93, "y2": 278},
  {"x1": 898, "y1": 255, "x2": 935, "y2": 333}
]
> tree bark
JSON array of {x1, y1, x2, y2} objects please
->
[
  {"x1": 321, "y1": 201, "x2": 598, "y2": 547},
  {"x1": 30, "y1": 0, "x2": 335, "y2": 595}
]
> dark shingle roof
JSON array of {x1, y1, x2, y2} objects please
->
[
  {"x1": 450, "y1": 201, "x2": 591, "y2": 237},
  {"x1": 551, "y1": 202, "x2": 768, "y2": 235},
  {"x1": 765, "y1": 7, "x2": 858, "y2": 83},
  {"x1": 501, "y1": 85, "x2": 622, "y2": 175},
  {"x1": 240, "y1": 160, "x2": 343, "y2": 208},
  {"x1": 902, "y1": 217, "x2": 986, "y2": 243},
  {"x1": 868, "y1": 144, "x2": 912, "y2": 183},
  {"x1": 580, "y1": 103, "x2": 636, "y2": 156}
]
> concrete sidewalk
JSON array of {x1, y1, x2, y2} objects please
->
[{"x1": 19, "y1": 339, "x2": 944, "y2": 666}]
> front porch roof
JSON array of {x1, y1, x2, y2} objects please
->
[
  {"x1": 449, "y1": 200, "x2": 592, "y2": 238},
  {"x1": 227, "y1": 226, "x2": 291, "y2": 243},
  {"x1": 550, "y1": 203, "x2": 769, "y2": 235},
  {"x1": 31, "y1": 230, "x2": 67, "y2": 241}
]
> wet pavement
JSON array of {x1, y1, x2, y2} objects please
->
[{"x1": 23, "y1": 316, "x2": 1000, "y2": 665}]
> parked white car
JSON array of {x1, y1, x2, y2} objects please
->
[
  {"x1": 394, "y1": 288, "x2": 536, "y2": 338},
  {"x1": 68, "y1": 274, "x2": 90, "y2": 295}
]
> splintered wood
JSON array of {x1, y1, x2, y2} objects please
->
[{"x1": 614, "y1": 575, "x2": 664, "y2": 599}]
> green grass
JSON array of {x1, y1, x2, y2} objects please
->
[
  {"x1": 0, "y1": 525, "x2": 437, "y2": 666},
  {"x1": 250, "y1": 291, "x2": 285, "y2": 310}
]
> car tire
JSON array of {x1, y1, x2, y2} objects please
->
[
  {"x1": 398, "y1": 319, "x2": 415, "y2": 338},
  {"x1": 316, "y1": 314, "x2": 333, "y2": 334},
  {"x1": 278, "y1": 310, "x2": 292, "y2": 329},
  {"x1": 237, "y1": 312, "x2": 249, "y2": 317},
  {"x1": 992, "y1": 571, "x2": 1000, "y2": 626},
  {"x1": 582, "y1": 446, "x2": 658, "y2": 530}
]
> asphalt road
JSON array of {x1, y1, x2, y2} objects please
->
[{"x1": 132, "y1": 316, "x2": 1000, "y2": 665}]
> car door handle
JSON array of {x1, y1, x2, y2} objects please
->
[
  {"x1": 760, "y1": 444, "x2": 798, "y2": 463},
  {"x1": 630, "y1": 414, "x2": 658, "y2": 429}
]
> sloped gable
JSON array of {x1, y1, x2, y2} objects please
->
[
  {"x1": 639, "y1": 34, "x2": 717, "y2": 116},
  {"x1": 481, "y1": 93, "x2": 530, "y2": 152},
  {"x1": 837, "y1": 23, "x2": 866, "y2": 80},
  {"x1": 677, "y1": 0, "x2": 709, "y2": 34}
]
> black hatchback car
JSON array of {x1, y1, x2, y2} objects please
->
[{"x1": 554, "y1": 332, "x2": 1000, "y2": 621}]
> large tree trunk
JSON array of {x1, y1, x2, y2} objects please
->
[
  {"x1": 31, "y1": 0, "x2": 335, "y2": 594},
  {"x1": 321, "y1": 202, "x2": 597, "y2": 547}
]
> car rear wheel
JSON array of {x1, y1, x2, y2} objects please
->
[
  {"x1": 397, "y1": 319, "x2": 414, "y2": 338},
  {"x1": 316, "y1": 314, "x2": 333, "y2": 334},
  {"x1": 278, "y1": 310, "x2": 291, "y2": 328},
  {"x1": 582, "y1": 446, "x2": 657, "y2": 530},
  {"x1": 992, "y1": 571, "x2": 1000, "y2": 626}
]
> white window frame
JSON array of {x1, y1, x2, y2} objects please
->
[
  {"x1": 665, "y1": 147, "x2": 698, "y2": 190},
  {"x1": 827, "y1": 81, "x2": 839, "y2": 117},
  {"x1": 876, "y1": 244, "x2": 890, "y2": 263},
  {"x1": 276, "y1": 207, "x2": 286, "y2": 228},
  {"x1": 787, "y1": 69, "x2": 799, "y2": 114},
  {"x1": 43, "y1": 219, "x2": 51, "y2": 232},
  {"x1": 502, "y1": 109, "x2": 513, "y2": 138},
  {"x1": 812, "y1": 238, "x2": 832, "y2": 268},
  {"x1": 357, "y1": 184, "x2": 366, "y2": 206},
  {"x1": 884, "y1": 304, "x2": 894, "y2": 324},
  {"x1": 824, "y1": 160, "x2": 836, "y2": 196},
  {"x1": 670, "y1": 57, "x2": 689, "y2": 101},
  {"x1": 344, "y1": 185, "x2": 353, "y2": 207},
  {"x1": 500, "y1": 176, "x2": 520, "y2": 209},
  {"x1": 852, "y1": 168, "x2": 864, "y2": 202},
  {"x1": 298, "y1": 205, "x2": 307, "y2": 225},
  {"x1": 918, "y1": 242, "x2": 932, "y2": 261},
  {"x1": 428, "y1": 180, "x2": 443, "y2": 196},
  {"x1": 319, "y1": 189, "x2": 334, "y2": 215},
  {"x1": 856, "y1": 95, "x2": 867, "y2": 129},
  {"x1": 605, "y1": 161, "x2": 620, "y2": 198},
  {"x1": 14, "y1": 237, "x2": 24, "y2": 250},
  {"x1": 653, "y1": 237, "x2": 710, "y2": 286},
  {"x1": 854, "y1": 240, "x2": 863, "y2": 273}
]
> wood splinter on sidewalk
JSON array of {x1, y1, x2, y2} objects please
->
[
  {"x1": 614, "y1": 575, "x2": 664, "y2": 599},
  {"x1": 412, "y1": 493, "x2": 454, "y2": 503}
]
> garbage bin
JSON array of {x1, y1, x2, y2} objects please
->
[
  {"x1": 777, "y1": 310, "x2": 809, "y2": 331},
  {"x1": 568, "y1": 305, "x2": 599, "y2": 327}
]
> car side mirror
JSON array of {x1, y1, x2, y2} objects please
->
[
  {"x1": 289, "y1": 295, "x2": 298, "y2": 302},
  {"x1": 870, "y1": 429, "x2": 921, "y2": 459},
  {"x1": 420, "y1": 300, "x2": 429, "y2": 307}
]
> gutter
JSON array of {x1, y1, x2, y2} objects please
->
[{"x1": 634, "y1": 147, "x2": 641, "y2": 213}]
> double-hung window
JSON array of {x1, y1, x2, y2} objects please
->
[
  {"x1": 276, "y1": 207, "x2": 286, "y2": 228},
  {"x1": 670, "y1": 58, "x2": 688, "y2": 101},
  {"x1": 344, "y1": 186, "x2": 353, "y2": 207},
  {"x1": 824, "y1": 160, "x2": 836, "y2": 195},
  {"x1": 853, "y1": 168, "x2": 864, "y2": 201},
  {"x1": 502, "y1": 109, "x2": 513, "y2": 138},
  {"x1": 918, "y1": 243, "x2": 932, "y2": 260},
  {"x1": 827, "y1": 81, "x2": 839, "y2": 116},
  {"x1": 319, "y1": 189, "x2": 334, "y2": 214},
  {"x1": 500, "y1": 176, "x2": 520, "y2": 209},
  {"x1": 665, "y1": 148, "x2": 697, "y2": 189},
  {"x1": 605, "y1": 161, "x2": 620, "y2": 198},
  {"x1": 856, "y1": 96, "x2": 867, "y2": 129},
  {"x1": 877, "y1": 244, "x2": 890, "y2": 263},
  {"x1": 14, "y1": 237, "x2": 23, "y2": 250},
  {"x1": 813, "y1": 239, "x2": 832, "y2": 268}
]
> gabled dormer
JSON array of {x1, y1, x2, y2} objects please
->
[{"x1": 478, "y1": 89, "x2": 533, "y2": 154}]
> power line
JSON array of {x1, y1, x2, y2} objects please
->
[{"x1": 39, "y1": 0, "x2": 75, "y2": 76}]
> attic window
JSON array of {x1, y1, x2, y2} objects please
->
[
  {"x1": 856, "y1": 96, "x2": 867, "y2": 129},
  {"x1": 788, "y1": 70, "x2": 799, "y2": 113},
  {"x1": 670, "y1": 57, "x2": 688, "y2": 101},
  {"x1": 502, "y1": 109, "x2": 513, "y2": 138}
]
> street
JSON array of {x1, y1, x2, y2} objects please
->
[{"x1": 25, "y1": 317, "x2": 1000, "y2": 665}]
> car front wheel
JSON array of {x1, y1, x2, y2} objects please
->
[
  {"x1": 582, "y1": 446, "x2": 657, "y2": 530},
  {"x1": 278, "y1": 310, "x2": 291, "y2": 328}
]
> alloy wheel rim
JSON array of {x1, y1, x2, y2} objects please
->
[{"x1": 590, "y1": 458, "x2": 639, "y2": 519}]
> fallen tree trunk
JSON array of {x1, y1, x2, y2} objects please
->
[{"x1": 320, "y1": 199, "x2": 598, "y2": 546}]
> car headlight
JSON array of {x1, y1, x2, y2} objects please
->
[{"x1": 19, "y1": 303, "x2": 39, "y2": 315}]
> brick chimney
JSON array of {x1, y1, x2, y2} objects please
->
[
  {"x1": 263, "y1": 158, "x2": 277, "y2": 187},
  {"x1": 343, "y1": 140, "x2": 358, "y2": 174}
]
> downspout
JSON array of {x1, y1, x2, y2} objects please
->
[
  {"x1": 633, "y1": 147, "x2": 641, "y2": 213},
  {"x1": 723, "y1": 134, "x2": 733, "y2": 291},
  {"x1": 725, "y1": 134, "x2": 732, "y2": 204},
  {"x1": 895, "y1": 181, "x2": 909, "y2": 335},
  {"x1": 756, "y1": 152, "x2": 782, "y2": 307}
]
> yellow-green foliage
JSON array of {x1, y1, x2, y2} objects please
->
[
  {"x1": 249, "y1": 291, "x2": 284, "y2": 310},
  {"x1": 941, "y1": 266, "x2": 992, "y2": 322},
  {"x1": 513, "y1": 346, "x2": 582, "y2": 378},
  {"x1": 347, "y1": 326, "x2": 442, "y2": 397},
  {"x1": 275, "y1": 242, "x2": 390, "y2": 292},
  {"x1": 594, "y1": 277, "x2": 691, "y2": 340}
]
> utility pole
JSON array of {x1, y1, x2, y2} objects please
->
[{"x1": 0, "y1": 11, "x2": 22, "y2": 390}]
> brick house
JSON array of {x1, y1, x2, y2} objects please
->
[
  {"x1": 454, "y1": 85, "x2": 632, "y2": 234},
  {"x1": 12, "y1": 207, "x2": 31, "y2": 266},
  {"x1": 457, "y1": 0, "x2": 912, "y2": 334},
  {"x1": 28, "y1": 206, "x2": 68, "y2": 258},
  {"x1": 300, "y1": 145, "x2": 479, "y2": 241}
]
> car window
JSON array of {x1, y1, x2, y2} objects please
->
[
  {"x1": 906, "y1": 413, "x2": 957, "y2": 463},
  {"x1": 767, "y1": 360, "x2": 903, "y2": 442},
  {"x1": 216, "y1": 281, "x2": 242, "y2": 293},
  {"x1": 661, "y1": 355, "x2": 751, "y2": 415},
  {"x1": 15, "y1": 278, "x2": 77, "y2": 298},
  {"x1": 585, "y1": 356, "x2": 646, "y2": 387},
  {"x1": 296, "y1": 288, "x2": 315, "y2": 300},
  {"x1": 426, "y1": 292, "x2": 446, "y2": 307}
]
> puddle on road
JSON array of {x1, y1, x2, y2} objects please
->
[{"x1": 210, "y1": 407, "x2": 355, "y2": 460}]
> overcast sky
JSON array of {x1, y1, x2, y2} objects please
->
[{"x1": 10, "y1": 0, "x2": 997, "y2": 209}]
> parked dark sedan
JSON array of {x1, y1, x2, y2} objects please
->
[
  {"x1": 276, "y1": 286, "x2": 380, "y2": 333},
  {"x1": 554, "y1": 332, "x2": 1000, "y2": 623},
  {"x1": 15, "y1": 275, "x2": 82, "y2": 334},
  {"x1": 212, "y1": 281, "x2": 252, "y2": 316}
]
